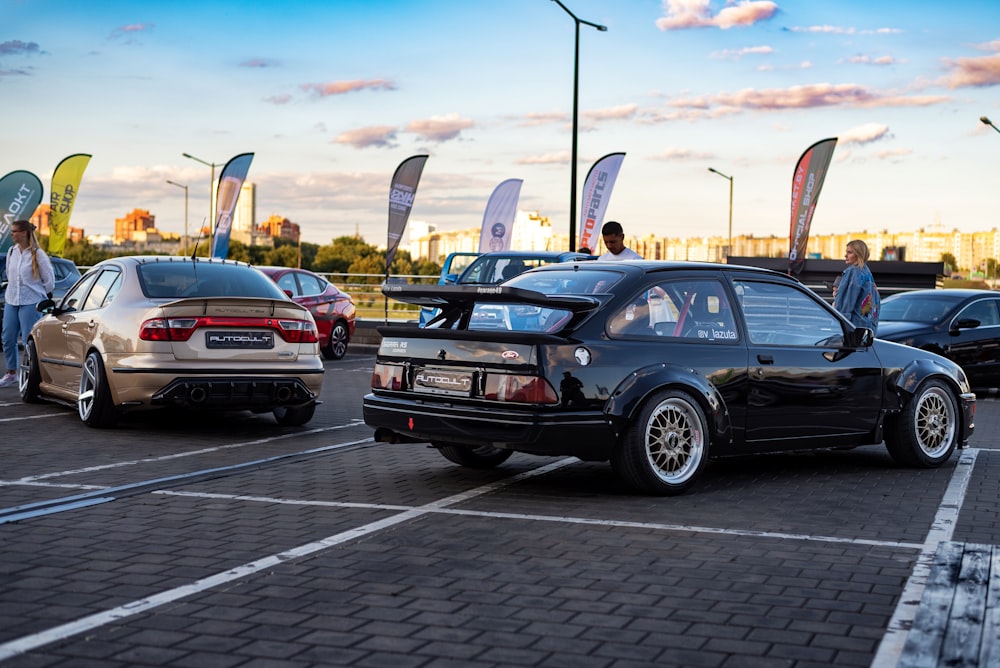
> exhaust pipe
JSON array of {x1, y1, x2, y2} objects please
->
[
  {"x1": 275, "y1": 386, "x2": 292, "y2": 402},
  {"x1": 189, "y1": 387, "x2": 207, "y2": 404},
  {"x1": 374, "y1": 427, "x2": 425, "y2": 444}
]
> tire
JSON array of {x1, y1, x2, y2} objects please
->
[
  {"x1": 78, "y1": 351, "x2": 119, "y2": 428},
  {"x1": 436, "y1": 443, "x2": 513, "y2": 469},
  {"x1": 321, "y1": 321, "x2": 350, "y2": 360},
  {"x1": 884, "y1": 379, "x2": 958, "y2": 467},
  {"x1": 612, "y1": 389, "x2": 709, "y2": 495},
  {"x1": 273, "y1": 402, "x2": 317, "y2": 426},
  {"x1": 19, "y1": 338, "x2": 43, "y2": 404}
]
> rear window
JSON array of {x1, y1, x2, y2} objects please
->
[
  {"x1": 505, "y1": 268, "x2": 624, "y2": 295},
  {"x1": 459, "y1": 257, "x2": 573, "y2": 285},
  {"x1": 138, "y1": 262, "x2": 289, "y2": 300},
  {"x1": 467, "y1": 303, "x2": 574, "y2": 333}
]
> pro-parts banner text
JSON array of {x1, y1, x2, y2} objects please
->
[{"x1": 578, "y1": 152, "x2": 625, "y2": 253}]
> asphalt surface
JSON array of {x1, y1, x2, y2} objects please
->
[{"x1": 1, "y1": 350, "x2": 998, "y2": 668}]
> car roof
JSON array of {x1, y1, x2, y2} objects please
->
[
  {"x1": 528, "y1": 259, "x2": 791, "y2": 278},
  {"x1": 97, "y1": 255, "x2": 254, "y2": 269},
  {"x1": 884, "y1": 289, "x2": 997, "y2": 299},
  {"x1": 471, "y1": 251, "x2": 592, "y2": 259}
]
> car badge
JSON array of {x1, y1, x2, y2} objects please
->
[
  {"x1": 574, "y1": 347, "x2": 591, "y2": 366},
  {"x1": 502, "y1": 350, "x2": 519, "y2": 359}
]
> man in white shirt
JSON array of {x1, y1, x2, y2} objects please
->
[{"x1": 598, "y1": 221, "x2": 642, "y2": 260}]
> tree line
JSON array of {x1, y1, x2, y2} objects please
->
[{"x1": 42, "y1": 235, "x2": 444, "y2": 281}]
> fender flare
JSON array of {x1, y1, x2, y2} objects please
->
[{"x1": 603, "y1": 363, "x2": 732, "y2": 445}]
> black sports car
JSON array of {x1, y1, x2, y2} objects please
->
[
  {"x1": 363, "y1": 261, "x2": 976, "y2": 495},
  {"x1": 878, "y1": 289, "x2": 1000, "y2": 390}
]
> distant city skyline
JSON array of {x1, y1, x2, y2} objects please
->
[{"x1": 4, "y1": 1, "x2": 999, "y2": 248}]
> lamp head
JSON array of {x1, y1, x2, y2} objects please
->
[{"x1": 982, "y1": 116, "x2": 994, "y2": 126}]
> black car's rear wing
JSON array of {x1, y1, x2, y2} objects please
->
[{"x1": 381, "y1": 283, "x2": 601, "y2": 313}]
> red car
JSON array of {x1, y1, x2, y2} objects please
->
[{"x1": 257, "y1": 267, "x2": 356, "y2": 360}]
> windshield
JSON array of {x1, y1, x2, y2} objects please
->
[
  {"x1": 458, "y1": 256, "x2": 570, "y2": 285},
  {"x1": 879, "y1": 294, "x2": 956, "y2": 323}
]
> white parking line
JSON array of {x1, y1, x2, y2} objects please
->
[
  {"x1": 159, "y1": 489, "x2": 926, "y2": 551},
  {"x1": 870, "y1": 448, "x2": 978, "y2": 667},
  {"x1": 2, "y1": 420, "x2": 368, "y2": 484}
]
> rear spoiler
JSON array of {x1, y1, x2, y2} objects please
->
[{"x1": 381, "y1": 283, "x2": 600, "y2": 313}]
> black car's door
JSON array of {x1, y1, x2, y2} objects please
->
[
  {"x1": 940, "y1": 297, "x2": 1000, "y2": 388},
  {"x1": 733, "y1": 279, "x2": 883, "y2": 448}
]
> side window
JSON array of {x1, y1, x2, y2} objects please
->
[
  {"x1": 957, "y1": 300, "x2": 1000, "y2": 327},
  {"x1": 296, "y1": 272, "x2": 324, "y2": 296},
  {"x1": 608, "y1": 278, "x2": 737, "y2": 342},
  {"x1": 60, "y1": 271, "x2": 101, "y2": 313},
  {"x1": 735, "y1": 280, "x2": 843, "y2": 346},
  {"x1": 276, "y1": 273, "x2": 299, "y2": 296},
  {"x1": 81, "y1": 269, "x2": 122, "y2": 311}
]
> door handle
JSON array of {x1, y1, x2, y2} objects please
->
[{"x1": 757, "y1": 354, "x2": 774, "y2": 365}]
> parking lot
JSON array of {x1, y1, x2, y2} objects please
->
[{"x1": 1, "y1": 350, "x2": 998, "y2": 667}]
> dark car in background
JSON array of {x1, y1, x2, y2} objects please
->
[
  {"x1": 366, "y1": 261, "x2": 975, "y2": 495},
  {"x1": 0, "y1": 255, "x2": 82, "y2": 317},
  {"x1": 256, "y1": 266, "x2": 356, "y2": 360},
  {"x1": 878, "y1": 288, "x2": 1000, "y2": 389}
]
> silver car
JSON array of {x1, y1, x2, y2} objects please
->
[{"x1": 20, "y1": 256, "x2": 324, "y2": 427}]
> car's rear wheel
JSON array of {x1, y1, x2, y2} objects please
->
[
  {"x1": 19, "y1": 338, "x2": 43, "y2": 403},
  {"x1": 79, "y1": 351, "x2": 118, "y2": 428},
  {"x1": 321, "y1": 321, "x2": 350, "y2": 360},
  {"x1": 435, "y1": 443, "x2": 513, "y2": 469},
  {"x1": 273, "y1": 402, "x2": 317, "y2": 426},
  {"x1": 884, "y1": 379, "x2": 958, "y2": 467},
  {"x1": 613, "y1": 389, "x2": 709, "y2": 495}
]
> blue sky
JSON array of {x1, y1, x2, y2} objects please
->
[{"x1": 3, "y1": 0, "x2": 1000, "y2": 247}]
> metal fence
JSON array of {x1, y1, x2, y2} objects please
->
[{"x1": 322, "y1": 273, "x2": 438, "y2": 321}]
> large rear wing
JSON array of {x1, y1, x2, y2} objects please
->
[{"x1": 381, "y1": 283, "x2": 601, "y2": 313}]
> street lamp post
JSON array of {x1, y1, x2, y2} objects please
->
[
  {"x1": 165, "y1": 180, "x2": 189, "y2": 255},
  {"x1": 182, "y1": 152, "x2": 222, "y2": 251},
  {"x1": 708, "y1": 167, "x2": 734, "y2": 261},
  {"x1": 551, "y1": 0, "x2": 606, "y2": 252},
  {"x1": 982, "y1": 116, "x2": 1000, "y2": 135}
]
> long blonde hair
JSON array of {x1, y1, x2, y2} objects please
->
[
  {"x1": 11, "y1": 220, "x2": 42, "y2": 279},
  {"x1": 846, "y1": 239, "x2": 870, "y2": 268}
]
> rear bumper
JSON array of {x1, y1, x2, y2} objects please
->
[
  {"x1": 362, "y1": 393, "x2": 616, "y2": 461},
  {"x1": 151, "y1": 377, "x2": 318, "y2": 409}
]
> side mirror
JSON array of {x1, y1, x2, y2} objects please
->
[
  {"x1": 283, "y1": 289, "x2": 294, "y2": 298},
  {"x1": 845, "y1": 327, "x2": 874, "y2": 348},
  {"x1": 951, "y1": 318, "x2": 980, "y2": 334},
  {"x1": 36, "y1": 298, "x2": 56, "y2": 314}
]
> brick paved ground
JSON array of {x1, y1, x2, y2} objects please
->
[{"x1": 0, "y1": 357, "x2": 997, "y2": 668}]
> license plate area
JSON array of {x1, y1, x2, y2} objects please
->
[
  {"x1": 205, "y1": 330, "x2": 275, "y2": 349},
  {"x1": 413, "y1": 367, "x2": 474, "y2": 397}
]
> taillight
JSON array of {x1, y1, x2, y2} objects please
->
[
  {"x1": 139, "y1": 316, "x2": 318, "y2": 343},
  {"x1": 372, "y1": 363, "x2": 405, "y2": 390},
  {"x1": 484, "y1": 374, "x2": 558, "y2": 404},
  {"x1": 139, "y1": 318, "x2": 199, "y2": 341}
]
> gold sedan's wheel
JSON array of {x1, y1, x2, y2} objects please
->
[{"x1": 78, "y1": 352, "x2": 118, "y2": 428}]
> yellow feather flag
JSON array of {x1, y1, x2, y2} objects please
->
[{"x1": 48, "y1": 153, "x2": 91, "y2": 257}]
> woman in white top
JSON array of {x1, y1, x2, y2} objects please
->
[{"x1": 1, "y1": 220, "x2": 55, "y2": 388}]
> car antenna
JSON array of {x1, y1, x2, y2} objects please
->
[{"x1": 191, "y1": 218, "x2": 206, "y2": 259}]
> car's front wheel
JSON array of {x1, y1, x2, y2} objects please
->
[
  {"x1": 321, "y1": 321, "x2": 350, "y2": 360},
  {"x1": 273, "y1": 402, "x2": 317, "y2": 426},
  {"x1": 884, "y1": 379, "x2": 958, "y2": 467},
  {"x1": 613, "y1": 389, "x2": 709, "y2": 495},
  {"x1": 79, "y1": 351, "x2": 119, "y2": 428},
  {"x1": 19, "y1": 338, "x2": 43, "y2": 403},
  {"x1": 435, "y1": 443, "x2": 513, "y2": 469}
]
